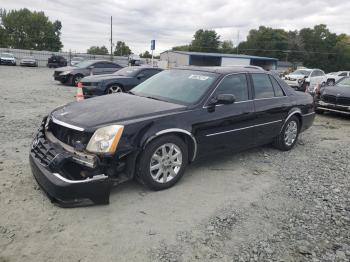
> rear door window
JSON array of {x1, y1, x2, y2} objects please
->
[
  {"x1": 215, "y1": 74, "x2": 249, "y2": 102},
  {"x1": 269, "y1": 75, "x2": 285, "y2": 97},
  {"x1": 251, "y1": 73, "x2": 275, "y2": 99}
]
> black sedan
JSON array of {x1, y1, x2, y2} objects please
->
[
  {"x1": 80, "y1": 66, "x2": 163, "y2": 98},
  {"x1": 53, "y1": 60, "x2": 123, "y2": 86},
  {"x1": 29, "y1": 66, "x2": 315, "y2": 206},
  {"x1": 315, "y1": 77, "x2": 350, "y2": 115}
]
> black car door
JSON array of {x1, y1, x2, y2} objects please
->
[
  {"x1": 250, "y1": 73, "x2": 290, "y2": 145},
  {"x1": 194, "y1": 73, "x2": 256, "y2": 154}
]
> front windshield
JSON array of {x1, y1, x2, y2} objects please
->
[
  {"x1": 114, "y1": 67, "x2": 140, "y2": 76},
  {"x1": 132, "y1": 69, "x2": 219, "y2": 105},
  {"x1": 337, "y1": 77, "x2": 350, "y2": 87},
  {"x1": 74, "y1": 60, "x2": 95, "y2": 68},
  {"x1": 292, "y1": 70, "x2": 311, "y2": 76},
  {"x1": 1, "y1": 53, "x2": 14, "y2": 58}
]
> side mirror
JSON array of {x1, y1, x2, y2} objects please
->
[{"x1": 215, "y1": 94, "x2": 236, "y2": 105}]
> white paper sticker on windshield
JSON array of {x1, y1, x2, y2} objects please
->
[{"x1": 188, "y1": 74, "x2": 209, "y2": 81}]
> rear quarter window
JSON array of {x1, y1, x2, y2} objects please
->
[{"x1": 251, "y1": 73, "x2": 275, "y2": 99}]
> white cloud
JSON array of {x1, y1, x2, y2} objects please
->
[{"x1": 1, "y1": 0, "x2": 350, "y2": 54}]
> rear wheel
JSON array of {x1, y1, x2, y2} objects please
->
[
  {"x1": 70, "y1": 74, "x2": 83, "y2": 86},
  {"x1": 136, "y1": 135, "x2": 188, "y2": 190},
  {"x1": 273, "y1": 116, "x2": 300, "y2": 151},
  {"x1": 107, "y1": 84, "x2": 123, "y2": 94}
]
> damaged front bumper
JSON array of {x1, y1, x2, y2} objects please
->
[{"x1": 29, "y1": 118, "x2": 114, "y2": 207}]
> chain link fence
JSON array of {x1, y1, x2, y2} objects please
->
[{"x1": 0, "y1": 48, "x2": 130, "y2": 67}]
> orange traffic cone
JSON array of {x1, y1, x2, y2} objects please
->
[{"x1": 76, "y1": 82, "x2": 84, "y2": 102}]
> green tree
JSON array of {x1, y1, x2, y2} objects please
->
[
  {"x1": 238, "y1": 26, "x2": 289, "y2": 60},
  {"x1": 190, "y1": 29, "x2": 220, "y2": 52},
  {"x1": 334, "y1": 34, "x2": 350, "y2": 70},
  {"x1": 87, "y1": 46, "x2": 109, "y2": 55},
  {"x1": 114, "y1": 41, "x2": 132, "y2": 56},
  {"x1": 172, "y1": 45, "x2": 190, "y2": 51},
  {"x1": 139, "y1": 51, "x2": 152, "y2": 58},
  {"x1": 220, "y1": 40, "x2": 235, "y2": 53},
  {"x1": 0, "y1": 8, "x2": 62, "y2": 51}
]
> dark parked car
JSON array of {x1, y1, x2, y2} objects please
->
[
  {"x1": 47, "y1": 55, "x2": 67, "y2": 68},
  {"x1": 315, "y1": 77, "x2": 350, "y2": 115},
  {"x1": 30, "y1": 66, "x2": 315, "y2": 206},
  {"x1": 81, "y1": 66, "x2": 163, "y2": 97},
  {"x1": 53, "y1": 60, "x2": 123, "y2": 86},
  {"x1": 20, "y1": 56, "x2": 38, "y2": 67}
]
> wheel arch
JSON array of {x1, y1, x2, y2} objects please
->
[
  {"x1": 280, "y1": 108, "x2": 302, "y2": 133},
  {"x1": 143, "y1": 129, "x2": 197, "y2": 162}
]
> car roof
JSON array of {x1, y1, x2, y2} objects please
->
[{"x1": 174, "y1": 66, "x2": 265, "y2": 74}]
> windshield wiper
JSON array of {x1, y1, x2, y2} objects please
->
[
  {"x1": 145, "y1": 96, "x2": 162, "y2": 101},
  {"x1": 127, "y1": 91, "x2": 135, "y2": 95}
]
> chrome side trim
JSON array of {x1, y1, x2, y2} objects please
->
[
  {"x1": 317, "y1": 107, "x2": 350, "y2": 115},
  {"x1": 52, "y1": 173, "x2": 108, "y2": 184},
  {"x1": 302, "y1": 112, "x2": 316, "y2": 117},
  {"x1": 147, "y1": 128, "x2": 198, "y2": 162},
  {"x1": 51, "y1": 116, "x2": 85, "y2": 131},
  {"x1": 206, "y1": 120, "x2": 283, "y2": 137}
]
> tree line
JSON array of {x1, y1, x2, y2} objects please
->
[
  {"x1": 0, "y1": 8, "x2": 62, "y2": 51},
  {"x1": 172, "y1": 25, "x2": 350, "y2": 72}
]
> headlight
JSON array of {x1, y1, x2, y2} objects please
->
[
  {"x1": 86, "y1": 125, "x2": 124, "y2": 153},
  {"x1": 60, "y1": 71, "x2": 71, "y2": 75},
  {"x1": 298, "y1": 79, "x2": 304, "y2": 83}
]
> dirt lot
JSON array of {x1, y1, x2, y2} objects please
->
[{"x1": 0, "y1": 66, "x2": 349, "y2": 262}]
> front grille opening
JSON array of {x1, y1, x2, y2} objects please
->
[
  {"x1": 48, "y1": 120, "x2": 92, "y2": 147},
  {"x1": 61, "y1": 160, "x2": 102, "y2": 181}
]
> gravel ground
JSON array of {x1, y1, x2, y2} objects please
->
[{"x1": 0, "y1": 66, "x2": 349, "y2": 262}]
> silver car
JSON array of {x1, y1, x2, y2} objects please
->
[
  {"x1": 20, "y1": 56, "x2": 38, "y2": 67},
  {"x1": 53, "y1": 60, "x2": 123, "y2": 86}
]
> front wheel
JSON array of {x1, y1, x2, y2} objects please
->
[
  {"x1": 136, "y1": 135, "x2": 188, "y2": 190},
  {"x1": 327, "y1": 79, "x2": 335, "y2": 86},
  {"x1": 273, "y1": 116, "x2": 300, "y2": 151},
  {"x1": 107, "y1": 85, "x2": 123, "y2": 94}
]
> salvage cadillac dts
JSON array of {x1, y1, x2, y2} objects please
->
[{"x1": 30, "y1": 66, "x2": 315, "y2": 206}]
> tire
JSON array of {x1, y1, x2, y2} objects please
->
[
  {"x1": 107, "y1": 84, "x2": 123, "y2": 94},
  {"x1": 70, "y1": 74, "x2": 83, "y2": 86},
  {"x1": 136, "y1": 135, "x2": 188, "y2": 190},
  {"x1": 327, "y1": 79, "x2": 335, "y2": 86},
  {"x1": 315, "y1": 109, "x2": 324, "y2": 114},
  {"x1": 273, "y1": 116, "x2": 300, "y2": 151}
]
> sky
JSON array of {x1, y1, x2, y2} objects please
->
[{"x1": 1, "y1": 0, "x2": 350, "y2": 55}]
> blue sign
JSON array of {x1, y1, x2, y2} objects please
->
[{"x1": 151, "y1": 40, "x2": 155, "y2": 50}]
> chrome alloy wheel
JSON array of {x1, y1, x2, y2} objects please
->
[
  {"x1": 284, "y1": 120, "x2": 298, "y2": 146},
  {"x1": 149, "y1": 143, "x2": 183, "y2": 183},
  {"x1": 108, "y1": 85, "x2": 123, "y2": 94}
]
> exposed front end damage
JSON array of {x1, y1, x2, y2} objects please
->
[{"x1": 29, "y1": 117, "x2": 137, "y2": 207}]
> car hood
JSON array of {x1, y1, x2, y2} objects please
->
[
  {"x1": 285, "y1": 74, "x2": 307, "y2": 79},
  {"x1": 54, "y1": 66, "x2": 78, "y2": 72},
  {"x1": 1, "y1": 57, "x2": 15, "y2": 60},
  {"x1": 51, "y1": 93, "x2": 186, "y2": 130},
  {"x1": 21, "y1": 59, "x2": 36, "y2": 62},
  {"x1": 322, "y1": 85, "x2": 350, "y2": 97},
  {"x1": 81, "y1": 74, "x2": 131, "y2": 83}
]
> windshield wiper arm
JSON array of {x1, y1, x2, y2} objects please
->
[{"x1": 145, "y1": 96, "x2": 162, "y2": 101}]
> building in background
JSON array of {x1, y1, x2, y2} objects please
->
[{"x1": 159, "y1": 51, "x2": 278, "y2": 70}]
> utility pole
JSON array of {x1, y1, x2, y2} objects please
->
[
  {"x1": 236, "y1": 30, "x2": 240, "y2": 54},
  {"x1": 110, "y1": 16, "x2": 113, "y2": 61}
]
